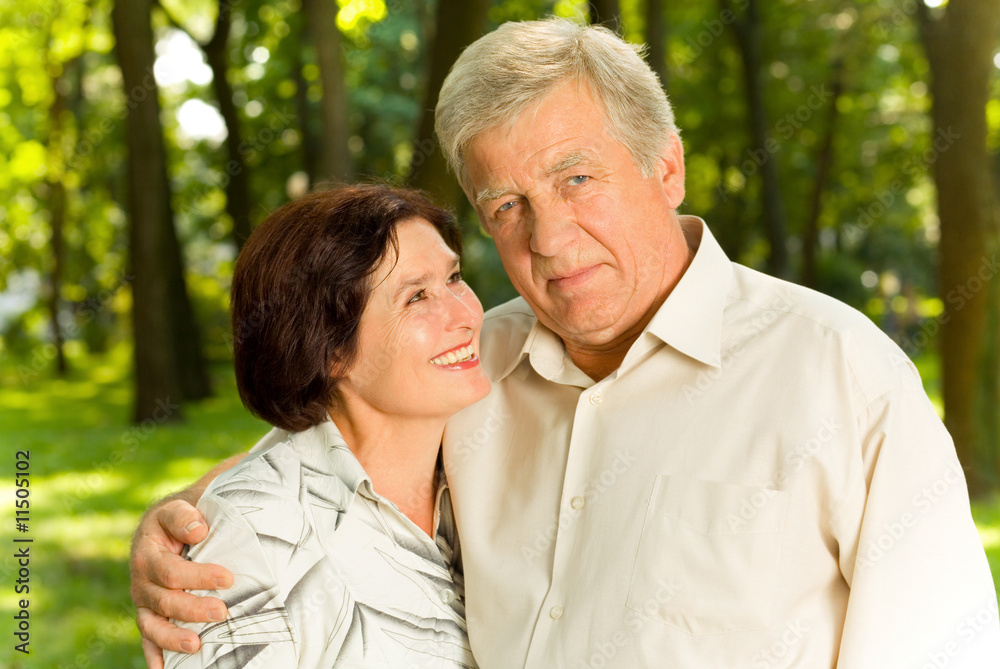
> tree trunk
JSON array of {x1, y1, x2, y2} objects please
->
[
  {"x1": 645, "y1": 0, "x2": 667, "y2": 88},
  {"x1": 112, "y1": 0, "x2": 182, "y2": 421},
  {"x1": 918, "y1": 0, "x2": 1000, "y2": 495},
  {"x1": 203, "y1": 0, "x2": 252, "y2": 251},
  {"x1": 113, "y1": 0, "x2": 213, "y2": 420},
  {"x1": 46, "y1": 63, "x2": 69, "y2": 376},
  {"x1": 301, "y1": 0, "x2": 351, "y2": 182},
  {"x1": 408, "y1": 0, "x2": 490, "y2": 206},
  {"x1": 731, "y1": 0, "x2": 789, "y2": 278},
  {"x1": 589, "y1": 0, "x2": 621, "y2": 27},
  {"x1": 802, "y1": 57, "x2": 844, "y2": 288},
  {"x1": 292, "y1": 44, "x2": 320, "y2": 187}
]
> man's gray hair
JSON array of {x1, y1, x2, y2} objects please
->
[{"x1": 435, "y1": 17, "x2": 678, "y2": 189}]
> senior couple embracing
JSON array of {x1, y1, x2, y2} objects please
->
[{"x1": 130, "y1": 17, "x2": 999, "y2": 669}]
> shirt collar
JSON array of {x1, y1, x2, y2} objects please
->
[
  {"x1": 641, "y1": 216, "x2": 732, "y2": 369},
  {"x1": 495, "y1": 216, "x2": 733, "y2": 382},
  {"x1": 312, "y1": 416, "x2": 370, "y2": 496},
  {"x1": 316, "y1": 415, "x2": 453, "y2": 536}
]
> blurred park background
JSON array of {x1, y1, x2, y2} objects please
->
[{"x1": 0, "y1": 0, "x2": 999, "y2": 665}]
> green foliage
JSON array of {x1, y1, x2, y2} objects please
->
[{"x1": 4, "y1": 0, "x2": 997, "y2": 366}]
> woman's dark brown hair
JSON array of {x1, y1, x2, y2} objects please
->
[{"x1": 231, "y1": 184, "x2": 461, "y2": 432}]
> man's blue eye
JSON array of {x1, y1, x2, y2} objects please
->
[
  {"x1": 497, "y1": 201, "x2": 516, "y2": 213},
  {"x1": 569, "y1": 175, "x2": 589, "y2": 185}
]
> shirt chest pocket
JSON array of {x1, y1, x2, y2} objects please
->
[{"x1": 626, "y1": 476, "x2": 788, "y2": 635}]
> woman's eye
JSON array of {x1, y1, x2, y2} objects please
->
[
  {"x1": 568, "y1": 175, "x2": 589, "y2": 186},
  {"x1": 407, "y1": 289, "x2": 426, "y2": 305},
  {"x1": 449, "y1": 271, "x2": 463, "y2": 283}
]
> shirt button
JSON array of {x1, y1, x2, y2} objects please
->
[
  {"x1": 589, "y1": 392, "x2": 602, "y2": 405},
  {"x1": 440, "y1": 589, "x2": 456, "y2": 604},
  {"x1": 549, "y1": 606, "x2": 564, "y2": 620},
  {"x1": 570, "y1": 496, "x2": 586, "y2": 510}
]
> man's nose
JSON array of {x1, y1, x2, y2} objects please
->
[{"x1": 528, "y1": 196, "x2": 578, "y2": 257}]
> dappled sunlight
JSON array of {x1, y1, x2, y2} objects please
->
[
  {"x1": 972, "y1": 495, "x2": 1000, "y2": 592},
  {"x1": 979, "y1": 526, "x2": 1000, "y2": 551},
  {"x1": 37, "y1": 511, "x2": 135, "y2": 560},
  {"x1": 44, "y1": 469, "x2": 133, "y2": 508}
]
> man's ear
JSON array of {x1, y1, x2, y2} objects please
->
[{"x1": 657, "y1": 132, "x2": 686, "y2": 210}]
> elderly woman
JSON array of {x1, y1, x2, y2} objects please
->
[{"x1": 163, "y1": 185, "x2": 489, "y2": 668}]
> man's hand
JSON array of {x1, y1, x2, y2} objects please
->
[
  {"x1": 130, "y1": 454, "x2": 244, "y2": 668},
  {"x1": 130, "y1": 497, "x2": 233, "y2": 668}
]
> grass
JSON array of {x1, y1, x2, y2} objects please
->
[
  {"x1": 0, "y1": 346, "x2": 998, "y2": 667},
  {"x1": 0, "y1": 346, "x2": 268, "y2": 668}
]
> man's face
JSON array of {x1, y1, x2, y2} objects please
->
[{"x1": 464, "y1": 80, "x2": 686, "y2": 352}]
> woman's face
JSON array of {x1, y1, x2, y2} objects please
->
[{"x1": 335, "y1": 218, "x2": 491, "y2": 421}]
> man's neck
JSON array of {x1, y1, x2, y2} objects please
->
[
  {"x1": 564, "y1": 218, "x2": 699, "y2": 382},
  {"x1": 565, "y1": 338, "x2": 635, "y2": 382}
]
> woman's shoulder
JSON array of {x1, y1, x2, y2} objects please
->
[{"x1": 201, "y1": 422, "x2": 363, "y2": 537}]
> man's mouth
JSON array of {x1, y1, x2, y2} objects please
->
[{"x1": 549, "y1": 265, "x2": 599, "y2": 289}]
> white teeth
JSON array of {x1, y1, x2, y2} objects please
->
[{"x1": 431, "y1": 345, "x2": 475, "y2": 366}]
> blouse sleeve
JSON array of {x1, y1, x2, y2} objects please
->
[{"x1": 163, "y1": 490, "x2": 352, "y2": 668}]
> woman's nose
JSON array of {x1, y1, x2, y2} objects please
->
[{"x1": 443, "y1": 287, "x2": 481, "y2": 331}]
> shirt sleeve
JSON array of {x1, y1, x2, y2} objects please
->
[
  {"x1": 163, "y1": 491, "x2": 351, "y2": 669},
  {"x1": 836, "y1": 371, "x2": 1000, "y2": 667}
]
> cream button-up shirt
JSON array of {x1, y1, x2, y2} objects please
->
[{"x1": 443, "y1": 216, "x2": 999, "y2": 668}]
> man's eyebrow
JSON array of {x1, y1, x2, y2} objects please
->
[
  {"x1": 545, "y1": 152, "x2": 590, "y2": 176},
  {"x1": 391, "y1": 255, "x2": 460, "y2": 301},
  {"x1": 475, "y1": 185, "x2": 512, "y2": 206}
]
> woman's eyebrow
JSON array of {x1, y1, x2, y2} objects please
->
[
  {"x1": 393, "y1": 273, "x2": 431, "y2": 301},
  {"x1": 391, "y1": 255, "x2": 460, "y2": 300}
]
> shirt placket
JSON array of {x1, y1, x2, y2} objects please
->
[{"x1": 523, "y1": 378, "x2": 609, "y2": 668}]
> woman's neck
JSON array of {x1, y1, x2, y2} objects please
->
[{"x1": 329, "y1": 403, "x2": 445, "y2": 538}]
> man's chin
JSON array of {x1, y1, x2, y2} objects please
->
[{"x1": 544, "y1": 310, "x2": 628, "y2": 347}]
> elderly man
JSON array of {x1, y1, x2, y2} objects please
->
[{"x1": 132, "y1": 18, "x2": 999, "y2": 668}]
